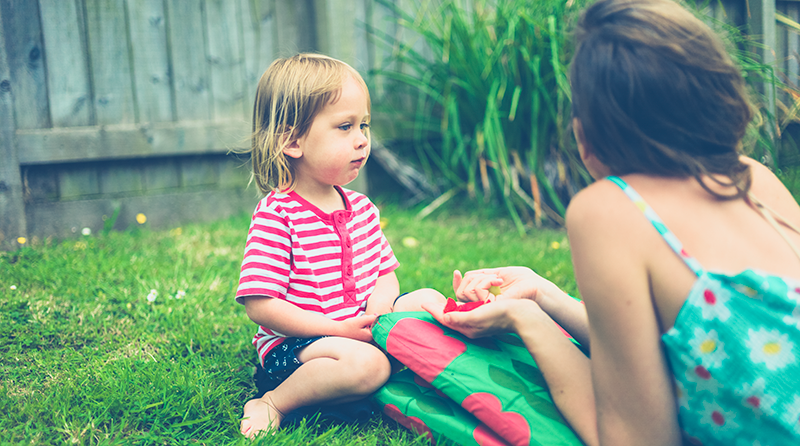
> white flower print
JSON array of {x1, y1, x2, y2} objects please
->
[
  {"x1": 782, "y1": 395, "x2": 800, "y2": 436},
  {"x1": 783, "y1": 302, "x2": 800, "y2": 331},
  {"x1": 689, "y1": 328, "x2": 729, "y2": 368},
  {"x1": 681, "y1": 355, "x2": 722, "y2": 396},
  {"x1": 738, "y1": 377, "x2": 776, "y2": 418},
  {"x1": 746, "y1": 328, "x2": 796, "y2": 371},
  {"x1": 695, "y1": 286, "x2": 731, "y2": 322},
  {"x1": 699, "y1": 400, "x2": 740, "y2": 436}
]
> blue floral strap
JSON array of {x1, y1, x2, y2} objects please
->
[{"x1": 606, "y1": 176, "x2": 704, "y2": 277}]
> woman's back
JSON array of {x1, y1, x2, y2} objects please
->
[{"x1": 567, "y1": 160, "x2": 800, "y2": 444}]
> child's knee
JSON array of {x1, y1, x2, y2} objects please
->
[
  {"x1": 393, "y1": 288, "x2": 446, "y2": 312},
  {"x1": 347, "y1": 346, "x2": 391, "y2": 393}
]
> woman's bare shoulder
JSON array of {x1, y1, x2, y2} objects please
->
[
  {"x1": 566, "y1": 179, "x2": 635, "y2": 231},
  {"x1": 744, "y1": 156, "x2": 800, "y2": 221}
]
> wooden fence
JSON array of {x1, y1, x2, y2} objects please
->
[
  {"x1": 0, "y1": 0, "x2": 798, "y2": 249},
  {"x1": 0, "y1": 0, "x2": 407, "y2": 249}
]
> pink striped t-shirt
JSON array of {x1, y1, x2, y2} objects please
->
[{"x1": 236, "y1": 186, "x2": 399, "y2": 365}]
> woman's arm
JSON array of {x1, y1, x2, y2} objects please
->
[
  {"x1": 423, "y1": 298, "x2": 598, "y2": 445},
  {"x1": 567, "y1": 182, "x2": 682, "y2": 446},
  {"x1": 244, "y1": 296, "x2": 376, "y2": 342},
  {"x1": 453, "y1": 267, "x2": 590, "y2": 347}
]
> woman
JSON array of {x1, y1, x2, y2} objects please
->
[{"x1": 423, "y1": 0, "x2": 800, "y2": 444}]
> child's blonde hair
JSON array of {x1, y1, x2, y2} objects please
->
[{"x1": 251, "y1": 53, "x2": 371, "y2": 194}]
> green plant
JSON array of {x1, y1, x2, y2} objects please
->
[
  {"x1": 370, "y1": 0, "x2": 591, "y2": 234},
  {"x1": 371, "y1": 0, "x2": 794, "y2": 234}
]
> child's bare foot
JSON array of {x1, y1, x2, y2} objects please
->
[{"x1": 240, "y1": 394, "x2": 283, "y2": 438}]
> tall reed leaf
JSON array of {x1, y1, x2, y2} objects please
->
[{"x1": 370, "y1": 0, "x2": 590, "y2": 233}]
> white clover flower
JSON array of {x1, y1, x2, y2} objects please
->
[
  {"x1": 695, "y1": 286, "x2": 731, "y2": 322},
  {"x1": 698, "y1": 400, "x2": 740, "y2": 436},
  {"x1": 81, "y1": 227, "x2": 91, "y2": 236},
  {"x1": 10, "y1": 285, "x2": 17, "y2": 290},
  {"x1": 689, "y1": 327, "x2": 729, "y2": 368},
  {"x1": 746, "y1": 328, "x2": 796, "y2": 371},
  {"x1": 175, "y1": 290, "x2": 185, "y2": 299},
  {"x1": 146, "y1": 289, "x2": 158, "y2": 303},
  {"x1": 738, "y1": 377, "x2": 776, "y2": 418}
]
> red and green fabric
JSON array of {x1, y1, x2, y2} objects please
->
[
  {"x1": 374, "y1": 368, "x2": 511, "y2": 445},
  {"x1": 372, "y1": 311, "x2": 584, "y2": 446}
]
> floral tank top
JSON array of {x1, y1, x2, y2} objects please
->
[{"x1": 608, "y1": 176, "x2": 800, "y2": 446}]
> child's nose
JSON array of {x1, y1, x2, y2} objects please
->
[{"x1": 355, "y1": 132, "x2": 368, "y2": 149}]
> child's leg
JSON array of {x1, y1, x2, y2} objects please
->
[
  {"x1": 240, "y1": 337, "x2": 391, "y2": 438},
  {"x1": 392, "y1": 288, "x2": 446, "y2": 312}
]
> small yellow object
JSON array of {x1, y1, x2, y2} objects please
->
[
  {"x1": 700, "y1": 339, "x2": 716, "y2": 354},
  {"x1": 551, "y1": 241, "x2": 560, "y2": 250},
  {"x1": 379, "y1": 218, "x2": 388, "y2": 229},
  {"x1": 763, "y1": 342, "x2": 781, "y2": 356},
  {"x1": 488, "y1": 285, "x2": 502, "y2": 297},
  {"x1": 17, "y1": 237, "x2": 26, "y2": 245},
  {"x1": 136, "y1": 213, "x2": 147, "y2": 224},
  {"x1": 402, "y1": 236, "x2": 419, "y2": 248}
]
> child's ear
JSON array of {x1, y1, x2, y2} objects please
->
[{"x1": 281, "y1": 129, "x2": 303, "y2": 159}]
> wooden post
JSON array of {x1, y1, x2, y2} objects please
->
[
  {"x1": 749, "y1": 0, "x2": 777, "y2": 117},
  {"x1": 314, "y1": 0, "x2": 369, "y2": 194},
  {"x1": 0, "y1": 2, "x2": 28, "y2": 249}
]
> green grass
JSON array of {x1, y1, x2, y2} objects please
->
[{"x1": 0, "y1": 199, "x2": 574, "y2": 446}]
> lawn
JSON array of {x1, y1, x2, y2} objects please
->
[{"x1": 0, "y1": 198, "x2": 576, "y2": 446}]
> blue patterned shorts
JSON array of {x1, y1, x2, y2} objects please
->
[{"x1": 257, "y1": 336, "x2": 324, "y2": 392}]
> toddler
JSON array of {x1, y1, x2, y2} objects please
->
[{"x1": 236, "y1": 53, "x2": 443, "y2": 438}]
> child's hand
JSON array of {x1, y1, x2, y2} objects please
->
[
  {"x1": 453, "y1": 267, "x2": 558, "y2": 304},
  {"x1": 335, "y1": 314, "x2": 378, "y2": 342}
]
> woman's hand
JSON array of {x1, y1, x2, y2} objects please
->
[
  {"x1": 453, "y1": 266, "x2": 559, "y2": 304},
  {"x1": 421, "y1": 298, "x2": 541, "y2": 339}
]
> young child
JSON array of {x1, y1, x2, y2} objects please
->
[
  {"x1": 423, "y1": 1, "x2": 800, "y2": 445},
  {"x1": 236, "y1": 53, "x2": 443, "y2": 438}
]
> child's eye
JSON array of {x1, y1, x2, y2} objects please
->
[
  {"x1": 339, "y1": 124, "x2": 352, "y2": 131},
  {"x1": 360, "y1": 123, "x2": 370, "y2": 131}
]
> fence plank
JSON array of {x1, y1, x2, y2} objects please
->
[
  {"x1": 788, "y1": 3, "x2": 800, "y2": 87},
  {"x1": 166, "y1": 0, "x2": 211, "y2": 121},
  {"x1": 25, "y1": 188, "x2": 257, "y2": 238},
  {"x1": 314, "y1": 0, "x2": 369, "y2": 194},
  {"x1": 219, "y1": 154, "x2": 250, "y2": 187},
  {"x1": 206, "y1": 0, "x2": 245, "y2": 120},
  {"x1": 99, "y1": 162, "x2": 144, "y2": 195},
  {"x1": 0, "y1": 12, "x2": 27, "y2": 247},
  {"x1": 39, "y1": 0, "x2": 92, "y2": 127},
  {"x1": 274, "y1": 0, "x2": 316, "y2": 57},
  {"x1": 181, "y1": 157, "x2": 218, "y2": 187},
  {"x1": 127, "y1": 0, "x2": 174, "y2": 122},
  {"x1": 85, "y1": 0, "x2": 136, "y2": 125},
  {"x1": 16, "y1": 120, "x2": 250, "y2": 165},
  {"x1": 59, "y1": 164, "x2": 100, "y2": 200},
  {"x1": 751, "y1": 0, "x2": 777, "y2": 111},
  {"x1": 240, "y1": 0, "x2": 275, "y2": 122},
  {"x1": 22, "y1": 165, "x2": 59, "y2": 202},
  {"x1": 143, "y1": 159, "x2": 180, "y2": 191},
  {"x1": 0, "y1": 0, "x2": 49, "y2": 129}
]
